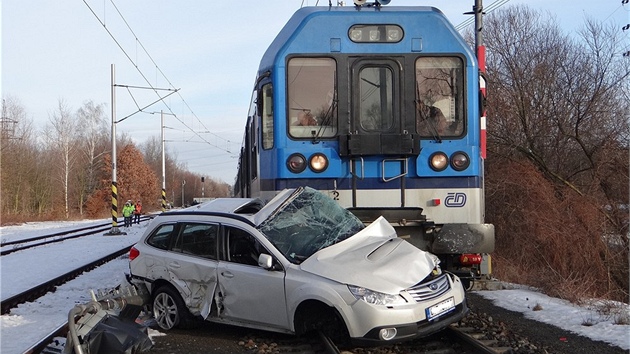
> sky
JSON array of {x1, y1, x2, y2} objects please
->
[
  {"x1": 0, "y1": 219, "x2": 629, "y2": 353},
  {"x1": 2, "y1": 0, "x2": 629, "y2": 184}
]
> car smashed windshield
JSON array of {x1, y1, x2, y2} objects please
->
[{"x1": 258, "y1": 187, "x2": 365, "y2": 264}]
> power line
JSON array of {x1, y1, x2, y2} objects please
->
[
  {"x1": 455, "y1": 0, "x2": 511, "y2": 32},
  {"x1": 81, "y1": 0, "x2": 235, "y2": 154}
]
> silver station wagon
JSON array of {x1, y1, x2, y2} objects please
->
[{"x1": 128, "y1": 187, "x2": 468, "y2": 345}]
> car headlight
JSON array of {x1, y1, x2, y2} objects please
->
[
  {"x1": 348, "y1": 285, "x2": 407, "y2": 305},
  {"x1": 429, "y1": 253, "x2": 443, "y2": 275}
]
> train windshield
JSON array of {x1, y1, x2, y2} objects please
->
[
  {"x1": 287, "y1": 57, "x2": 337, "y2": 139},
  {"x1": 415, "y1": 57, "x2": 465, "y2": 138},
  {"x1": 258, "y1": 187, "x2": 364, "y2": 264},
  {"x1": 358, "y1": 66, "x2": 394, "y2": 131}
]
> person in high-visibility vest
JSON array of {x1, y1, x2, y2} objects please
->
[
  {"x1": 122, "y1": 201, "x2": 134, "y2": 227},
  {"x1": 133, "y1": 200, "x2": 142, "y2": 225}
]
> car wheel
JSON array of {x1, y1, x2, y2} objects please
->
[{"x1": 152, "y1": 285, "x2": 197, "y2": 330}]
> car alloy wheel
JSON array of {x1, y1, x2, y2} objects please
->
[{"x1": 152, "y1": 285, "x2": 197, "y2": 330}]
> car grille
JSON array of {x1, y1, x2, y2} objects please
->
[{"x1": 407, "y1": 274, "x2": 451, "y2": 302}]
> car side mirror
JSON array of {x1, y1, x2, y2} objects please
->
[{"x1": 258, "y1": 253, "x2": 274, "y2": 270}]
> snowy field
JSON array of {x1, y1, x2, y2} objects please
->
[{"x1": 0, "y1": 220, "x2": 628, "y2": 353}]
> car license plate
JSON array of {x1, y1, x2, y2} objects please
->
[{"x1": 426, "y1": 297, "x2": 455, "y2": 320}]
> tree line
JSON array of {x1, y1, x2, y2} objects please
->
[{"x1": 0, "y1": 98, "x2": 230, "y2": 223}]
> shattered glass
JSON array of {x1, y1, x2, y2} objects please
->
[{"x1": 258, "y1": 187, "x2": 364, "y2": 264}]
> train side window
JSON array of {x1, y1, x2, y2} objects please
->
[
  {"x1": 287, "y1": 57, "x2": 337, "y2": 138},
  {"x1": 261, "y1": 85, "x2": 274, "y2": 150},
  {"x1": 415, "y1": 57, "x2": 465, "y2": 138}
]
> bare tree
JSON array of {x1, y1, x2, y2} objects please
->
[
  {"x1": 485, "y1": 6, "x2": 629, "y2": 195},
  {"x1": 75, "y1": 101, "x2": 109, "y2": 215},
  {"x1": 0, "y1": 96, "x2": 42, "y2": 217},
  {"x1": 483, "y1": 5, "x2": 629, "y2": 301},
  {"x1": 45, "y1": 99, "x2": 79, "y2": 219}
]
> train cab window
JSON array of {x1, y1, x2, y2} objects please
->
[
  {"x1": 287, "y1": 57, "x2": 337, "y2": 139},
  {"x1": 358, "y1": 66, "x2": 394, "y2": 131},
  {"x1": 415, "y1": 57, "x2": 465, "y2": 138}
]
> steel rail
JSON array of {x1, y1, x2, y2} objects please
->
[
  {"x1": 1, "y1": 246, "x2": 132, "y2": 315},
  {"x1": 447, "y1": 324, "x2": 513, "y2": 354},
  {"x1": 1, "y1": 216, "x2": 151, "y2": 256}
]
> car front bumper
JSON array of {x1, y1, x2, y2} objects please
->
[{"x1": 350, "y1": 300, "x2": 469, "y2": 346}]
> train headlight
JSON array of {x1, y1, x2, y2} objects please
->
[
  {"x1": 348, "y1": 25, "x2": 403, "y2": 43},
  {"x1": 349, "y1": 28, "x2": 363, "y2": 41},
  {"x1": 429, "y1": 152, "x2": 449, "y2": 171},
  {"x1": 450, "y1": 152, "x2": 470, "y2": 171},
  {"x1": 287, "y1": 154, "x2": 307, "y2": 173},
  {"x1": 309, "y1": 153, "x2": 328, "y2": 173}
]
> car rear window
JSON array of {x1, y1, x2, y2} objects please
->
[{"x1": 146, "y1": 224, "x2": 176, "y2": 250}]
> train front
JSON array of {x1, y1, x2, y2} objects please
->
[{"x1": 240, "y1": 3, "x2": 494, "y2": 282}]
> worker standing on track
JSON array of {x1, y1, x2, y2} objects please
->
[
  {"x1": 134, "y1": 200, "x2": 142, "y2": 225},
  {"x1": 122, "y1": 200, "x2": 134, "y2": 227}
]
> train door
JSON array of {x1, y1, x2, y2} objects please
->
[{"x1": 340, "y1": 58, "x2": 419, "y2": 208}]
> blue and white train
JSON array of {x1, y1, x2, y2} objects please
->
[{"x1": 234, "y1": 1, "x2": 494, "y2": 282}]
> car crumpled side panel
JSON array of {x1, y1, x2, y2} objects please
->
[{"x1": 148, "y1": 254, "x2": 219, "y2": 319}]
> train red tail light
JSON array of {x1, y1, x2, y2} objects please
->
[
  {"x1": 450, "y1": 151, "x2": 470, "y2": 171},
  {"x1": 287, "y1": 154, "x2": 307, "y2": 173},
  {"x1": 129, "y1": 246, "x2": 140, "y2": 261},
  {"x1": 459, "y1": 254, "x2": 482, "y2": 266}
]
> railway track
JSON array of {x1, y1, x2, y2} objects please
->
[
  {"x1": 0, "y1": 245, "x2": 133, "y2": 315},
  {"x1": 33, "y1": 324, "x2": 507, "y2": 354},
  {"x1": 447, "y1": 324, "x2": 513, "y2": 354},
  {"x1": 0, "y1": 216, "x2": 151, "y2": 256}
]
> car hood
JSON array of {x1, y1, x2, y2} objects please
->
[{"x1": 299, "y1": 216, "x2": 437, "y2": 294}]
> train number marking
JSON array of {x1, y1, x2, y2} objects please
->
[
  {"x1": 331, "y1": 190, "x2": 340, "y2": 200},
  {"x1": 444, "y1": 193, "x2": 466, "y2": 207}
]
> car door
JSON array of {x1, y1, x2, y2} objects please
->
[
  {"x1": 215, "y1": 225, "x2": 289, "y2": 330},
  {"x1": 166, "y1": 222, "x2": 220, "y2": 319}
]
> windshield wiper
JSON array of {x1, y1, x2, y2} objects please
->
[
  {"x1": 416, "y1": 83, "x2": 442, "y2": 143},
  {"x1": 311, "y1": 96, "x2": 337, "y2": 144}
]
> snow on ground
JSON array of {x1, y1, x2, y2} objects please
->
[
  {"x1": 476, "y1": 287, "x2": 630, "y2": 350},
  {"x1": 1, "y1": 220, "x2": 629, "y2": 354},
  {"x1": 0, "y1": 220, "x2": 146, "y2": 353}
]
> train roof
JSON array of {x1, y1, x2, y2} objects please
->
[{"x1": 258, "y1": 6, "x2": 474, "y2": 74}]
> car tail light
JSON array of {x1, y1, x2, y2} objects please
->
[
  {"x1": 459, "y1": 253, "x2": 482, "y2": 266},
  {"x1": 129, "y1": 246, "x2": 140, "y2": 261}
]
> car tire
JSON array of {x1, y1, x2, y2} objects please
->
[{"x1": 152, "y1": 285, "x2": 197, "y2": 330}]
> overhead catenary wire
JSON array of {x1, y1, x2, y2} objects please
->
[
  {"x1": 455, "y1": 0, "x2": 511, "y2": 32},
  {"x1": 81, "y1": 0, "x2": 236, "y2": 155}
]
